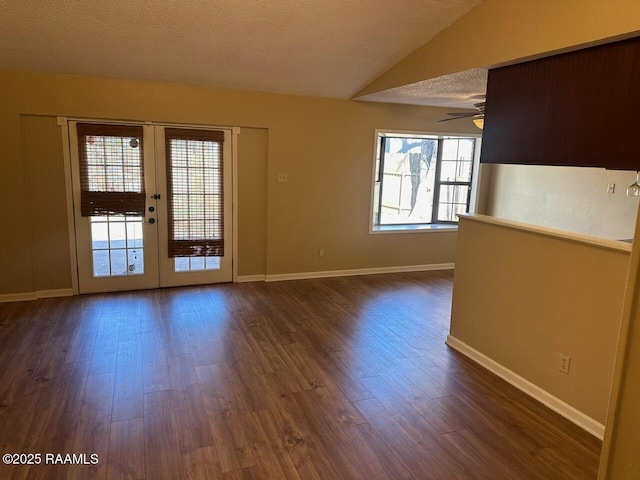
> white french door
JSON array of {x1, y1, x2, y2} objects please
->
[{"x1": 69, "y1": 121, "x2": 233, "y2": 294}]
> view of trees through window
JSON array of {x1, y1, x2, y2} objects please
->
[{"x1": 373, "y1": 134, "x2": 475, "y2": 226}]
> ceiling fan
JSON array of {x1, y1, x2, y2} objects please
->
[{"x1": 438, "y1": 101, "x2": 485, "y2": 129}]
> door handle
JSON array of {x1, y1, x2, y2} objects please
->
[{"x1": 148, "y1": 218, "x2": 156, "y2": 224}]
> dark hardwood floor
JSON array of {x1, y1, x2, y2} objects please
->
[{"x1": 0, "y1": 271, "x2": 601, "y2": 479}]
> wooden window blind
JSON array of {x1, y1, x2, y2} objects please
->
[
  {"x1": 77, "y1": 123, "x2": 145, "y2": 216},
  {"x1": 165, "y1": 128, "x2": 225, "y2": 258}
]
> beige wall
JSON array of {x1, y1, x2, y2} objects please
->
[
  {"x1": 237, "y1": 127, "x2": 268, "y2": 277},
  {"x1": 487, "y1": 164, "x2": 639, "y2": 240},
  {"x1": 358, "y1": 0, "x2": 640, "y2": 97},
  {"x1": 0, "y1": 69, "x2": 477, "y2": 295},
  {"x1": 20, "y1": 115, "x2": 73, "y2": 291},
  {"x1": 450, "y1": 215, "x2": 629, "y2": 424}
]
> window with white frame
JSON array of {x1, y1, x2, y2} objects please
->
[{"x1": 371, "y1": 132, "x2": 479, "y2": 229}]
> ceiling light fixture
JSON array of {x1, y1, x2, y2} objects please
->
[
  {"x1": 438, "y1": 100, "x2": 485, "y2": 127},
  {"x1": 627, "y1": 171, "x2": 640, "y2": 196}
]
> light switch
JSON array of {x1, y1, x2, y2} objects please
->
[{"x1": 607, "y1": 183, "x2": 615, "y2": 194}]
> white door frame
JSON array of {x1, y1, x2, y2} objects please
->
[
  {"x1": 154, "y1": 125, "x2": 232, "y2": 287},
  {"x1": 69, "y1": 121, "x2": 161, "y2": 293},
  {"x1": 60, "y1": 117, "x2": 240, "y2": 294}
]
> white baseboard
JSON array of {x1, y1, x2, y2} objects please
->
[
  {"x1": 265, "y1": 263, "x2": 455, "y2": 282},
  {"x1": 236, "y1": 274, "x2": 266, "y2": 283},
  {"x1": 37, "y1": 288, "x2": 74, "y2": 299},
  {"x1": 0, "y1": 292, "x2": 37, "y2": 303},
  {"x1": 445, "y1": 335, "x2": 605, "y2": 440},
  {"x1": 0, "y1": 288, "x2": 75, "y2": 303}
]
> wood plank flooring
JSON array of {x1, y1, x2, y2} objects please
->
[{"x1": 0, "y1": 271, "x2": 601, "y2": 479}]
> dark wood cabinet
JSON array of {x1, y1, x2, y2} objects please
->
[{"x1": 481, "y1": 35, "x2": 640, "y2": 170}]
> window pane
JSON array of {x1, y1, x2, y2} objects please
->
[
  {"x1": 91, "y1": 214, "x2": 144, "y2": 277},
  {"x1": 187, "y1": 140, "x2": 204, "y2": 168},
  {"x1": 440, "y1": 160, "x2": 472, "y2": 182},
  {"x1": 373, "y1": 135, "x2": 475, "y2": 227},
  {"x1": 205, "y1": 257, "x2": 220, "y2": 270},
  {"x1": 91, "y1": 222, "x2": 109, "y2": 250},
  {"x1": 442, "y1": 139, "x2": 460, "y2": 160},
  {"x1": 457, "y1": 139, "x2": 474, "y2": 160},
  {"x1": 174, "y1": 220, "x2": 190, "y2": 240},
  {"x1": 437, "y1": 185, "x2": 470, "y2": 222},
  {"x1": 84, "y1": 135, "x2": 142, "y2": 192},
  {"x1": 378, "y1": 137, "x2": 437, "y2": 225},
  {"x1": 189, "y1": 168, "x2": 204, "y2": 193},
  {"x1": 440, "y1": 138, "x2": 474, "y2": 182},
  {"x1": 190, "y1": 257, "x2": 205, "y2": 270},
  {"x1": 108, "y1": 221, "x2": 126, "y2": 249},
  {"x1": 110, "y1": 249, "x2": 127, "y2": 275},
  {"x1": 126, "y1": 219, "x2": 143, "y2": 248},
  {"x1": 173, "y1": 256, "x2": 218, "y2": 272},
  {"x1": 203, "y1": 143, "x2": 220, "y2": 169},
  {"x1": 93, "y1": 250, "x2": 110, "y2": 276},
  {"x1": 172, "y1": 195, "x2": 189, "y2": 221},
  {"x1": 79, "y1": 125, "x2": 146, "y2": 217},
  {"x1": 171, "y1": 140, "x2": 188, "y2": 167},
  {"x1": 174, "y1": 257, "x2": 190, "y2": 272},
  {"x1": 126, "y1": 249, "x2": 143, "y2": 274},
  {"x1": 167, "y1": 132, "x2": 224, "y2": 258}
]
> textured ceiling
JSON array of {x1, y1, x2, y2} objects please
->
[
  {"x1": 355, "y1": 68, "x2": 488, "y2": 108},
  {"x1": 0, "y1": 0, "x2": 482, "y2": 101}
]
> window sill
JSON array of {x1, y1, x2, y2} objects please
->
[{"x1": 370, "y1": 224, "x2": 458, "y2": 234}]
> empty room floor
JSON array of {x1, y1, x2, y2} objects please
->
[{"x1": 0, "y1": 271, "x2": 600, "y2": 479}]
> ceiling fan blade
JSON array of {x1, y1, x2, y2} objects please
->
[
  {"x1": 445, "y1": 112, "x2": 476, "y2": 117},
  {"x1": 438, "y1": 117, "x2": 470, "y2": 123}
]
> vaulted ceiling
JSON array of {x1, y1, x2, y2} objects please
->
[
  {"x1": 3, "y1": 1, "x2": 638, "y2": 111},
  {"x1": 0, "y1": 0, "x2": 481, "y2": 104}
]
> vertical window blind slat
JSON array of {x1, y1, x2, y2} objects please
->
[
  {"x1": 77, "y1": 123, "x2": 145, "y2": 216},
  {"x1": 165, "y1": 128, "x2": 225, "y2": 258}
]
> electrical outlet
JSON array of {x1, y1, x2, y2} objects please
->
[
  {"x1": 277, "y1": 172, "x2": 288, "y2": 183},
  {"x1": 607, "y1": 183, "x2": 616, "y2": 194},
  {"x1": 559, "y1": 354, "x2": 571, "y2": 374}
]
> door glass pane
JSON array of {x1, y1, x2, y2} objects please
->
[
  {"x1": 91, "y1": 221, "x2": 108, "y2": 250},
  {"x1": 128, "y1": 249, "x2": 144, "y2": 274},
  {"x1": 92, "y1": 250, "x2": 110, "y2": 277},
  {"x1": 174, "y1": 257, "x2": 190, "y2": 272},
  {"x1": 173, "y1": 256, "x2": 221, "y2": 272},
  {"x1": 77, "y1": 124, "x2": 145, "y2": 217},
  {"x1": 110, "y1": 248, "x2": 127, "y2": 275},
  {"x1": 166, "y1": 129, "x2": 224, "y2": 259},
  {"x1": 90, "y1": 215, "x2": 144, "y2": 277},
  {"x1": 190, "y1": 257, "x2": 205, "y2": 270},
  {"x1": 109, "y1": 221, "x2": 126, "y2": 249},
  {"x1": 205, "y1": 257, "x2": 220, "y2": 270}
]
